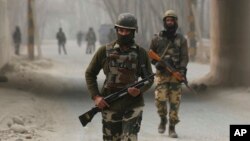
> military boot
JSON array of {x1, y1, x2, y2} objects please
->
[
  {"x1": 169, "y1": 125, "x2": 178, "y2": 138},
  {"x1": 158, "y1": 117, "x2": 167, "y2": 134}
]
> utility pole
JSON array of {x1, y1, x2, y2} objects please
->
[{"x1": 27, "y1": 0, "x2": 35, "y2": 60}]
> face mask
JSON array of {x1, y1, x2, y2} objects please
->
[
  {"x1": 116, "y1": 33, "x2": 135, "y2": 46},
  {"x1": 162, "y1": 22, "x2": 178, "y2": 40}
]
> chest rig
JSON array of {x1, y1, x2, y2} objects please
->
[
  {"x1": 156, "y1": 33, "x2": 183, "y2": 69},
  {"x1": 105, "y1": 43, "x2": 139, "y2": 90}
]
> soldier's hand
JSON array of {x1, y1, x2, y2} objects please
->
[
  {"x1": 179, "y1": 68, "x2": 187, "y2": 83},
  {"x1": 155, "y1": 62, "x2": 165, "y2": 73},
  {"x1": 128, "y1": 87, "x2": 141, "y2": 97},
  {"x1": 94, "y1": 95, "x2": 109, "y2": 109}
]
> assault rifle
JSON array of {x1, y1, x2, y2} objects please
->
[
  {"x1": 148, "y1": 50, "x2": 197, "y2": 94},
  {"x1": 79, "y1": 73, "x2": 155, "y2": 127}
]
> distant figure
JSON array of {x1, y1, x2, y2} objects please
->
[
  {"x1": 108, "y1": 28, "x2": 116, "y2": 43},
  {"x1": 85, "y1": 27, "x2": 96, "y2": 54},
  {"x1": 56, "y1": 27, "x2": 67, "y2": 55},
  {"x1": 76, "y1": 30, "x2": 84, "y2": 47},
  {"x1": 12, "y1": 26, "x2": 22, "y2": 55}
]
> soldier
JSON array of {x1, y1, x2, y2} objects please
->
[
  {"x1": 12, "y1": 26, "x2": 22, "y2": 55},
  {"x1": 149, "y1": 10, "x2": 189, "y2": 138},
  {"x1": 56, "y1": 27, "x2": 67, "y2": 55},
  {"x1": 85, "y1": 27, "x2": 96, "y2": 54},
  {"x1": 76, "y1": 30, "x2": 84, "y2": 47},
  {"x1": 85, "y1": 13, "x2": 153, "y2": 141}
]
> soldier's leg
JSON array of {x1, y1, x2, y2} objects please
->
[
  {"x1": 58, "y1": 43, "x2": 61, "y2": 54},
  {"x1": 154, "y1": 84, "x2": 168, "y2": 133},
  {"x1": 62, "y1": 44, "x2": 67, "y2": 55},
  {"x1": 90, "y1": 44, "x2": 94, "y2": 54},
  {"x1": 102, "y1": 110, "x2": 123, "y2": 141},
  {"x1": 16, "y1": 44, "x2": 20, "y2": 55},
  {"x1": 168, "y1": 82, "x2": 182, "y2": 138},
  {"x1": 122, "y1": 107, "x2": 143, "y2": 141},
  {"x1": 14, "y1": 44, "x2": 18, "y2": 55},
  {"x1": 93, "y1": 44, "x2": 96, "y2": 52},
  {"x1": 86, "y1": 44, "x2": 89, "y2": 54}
]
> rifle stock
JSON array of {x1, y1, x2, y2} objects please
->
[
  {"x1": 79, "y1": 107, "x2": 100, "y2": 127},
  {"x1": 148, "y1": 50, "x2": 197, "y2": 94},
  {"x1": 79, "y1": 74, "x2": 155, "y2": 127}
]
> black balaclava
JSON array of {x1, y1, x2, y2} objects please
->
[
  {"x1": 116, "y1": 30, "x2": 135, "y2": 46},
  {"x1": 162, "y1": 18, "x2": 178, "y2": 40}
]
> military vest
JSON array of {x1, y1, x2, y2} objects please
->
[
  {"x1": 155, "y1": 33, "x2": 185, "y2": 69},
  {"x1": 104, "y1": 43, "x2": 139, "y2": 90}
]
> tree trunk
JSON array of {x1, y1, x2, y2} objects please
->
[
  {"x1": 207, "y1": 0, "x2": 250, "y2": 86},
  {"x1": 0, "y1": 0, "x2": 11, "y2": 69},
  {"x1": 27, "y1": 0, "x2": 35, "y2": 60}
]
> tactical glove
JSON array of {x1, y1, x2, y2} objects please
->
[{"x1": 179, "y1": 67, "x2": 187, "y2": 83}]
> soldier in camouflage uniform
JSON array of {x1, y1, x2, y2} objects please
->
[
  {"x1": 85, "y1": 13, "x2": 153, "y2": 141},
  {"x1": 149, "y1": 10, "x2": 189, "y2": 138}
]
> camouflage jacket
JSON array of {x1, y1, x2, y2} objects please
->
[
  {"x1": 150, "y1": 32, "x2": 189, "y2": 83},
  {"x1": 85, "y1": 41, "x2": 153, "y2": 111}
]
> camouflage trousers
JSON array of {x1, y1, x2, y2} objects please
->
[
  {"x1": 154, "y1": 82, "x2": 182, "y2": 125},
  {"x1": 101, "y1": 107, "x2": 143, "y2": 141}
]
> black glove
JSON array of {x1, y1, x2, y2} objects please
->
[
  {"x1": 151, "y1": 59, "x2": 157, "y2": 65},
  {"x1": 179, "y1": 67, "x2": 187, "y2": 83},
  {"x1": 155, "y1": 62, "x2": 165, "y2": 73}
]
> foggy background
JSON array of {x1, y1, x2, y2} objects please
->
[
  {"x1": 1, "y1": 0, "x2": 250, "y2": 141},
  {"x1": 6, "y1": 0, "x2": 210, "y2": 48}
]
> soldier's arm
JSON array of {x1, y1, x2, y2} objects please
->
[
  {"x1": 149, "y1": 35, "x2": 159, "y2": 65},
  {"x1": 180, "y1": 38, "x2": 189, "y2": 68},
  {"x1": 85, "y1": 46, "x2": 106, "y2": 99},
  {"x1": 149, "y1": 35, "x2": 159, "y2": 52},
  {"x1": 138, "y1": 47, "x2": 154, "y2": 93}
]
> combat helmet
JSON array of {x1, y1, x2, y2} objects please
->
[
  {"x1": 163, "y1": 10, "x2": 178, "y2": 21},
  {"x1": 115, "y1": 13, "x2": 138, "y2": 32}
]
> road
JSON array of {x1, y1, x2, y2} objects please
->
[{"x1": 0, "y1": 40, "x2": 249, "y2": 141}]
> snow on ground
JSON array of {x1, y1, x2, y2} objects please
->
[{"x1": 0, "y1": 40, "x2": 250, "y2": 141}]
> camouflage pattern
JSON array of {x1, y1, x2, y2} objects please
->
[
  {"x1": 154, "y1": 82, "x2": 181, "y2": 125},
  {"x1": 102, "y1": 107, "x2": 143, "y2": 141},
  {"x1": 105, "y1": 43, "x2": 139, "y2": 89},
  {"x1": 85, "y1": 41, "x2": 153, "y2": 101},
  {"x1": 150, "y1": 30, "x2": 188, "y2": 126},
  {"x1": 85, "y1": 41, "x2": 153, "y2": 140},
  {"x1": 150, "y1": 33, "x2": 189, "y2": 73}
]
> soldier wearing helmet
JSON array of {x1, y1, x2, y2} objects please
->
[
  {"x1": 85, "y1": 27, "x2": 96, "y2": 54},
  {"x1": 149, "y1": 10, "x2": 189, "y2": 138},
  {"x1": 85, "y1": 13, "x2": 153, "y2": 141}
]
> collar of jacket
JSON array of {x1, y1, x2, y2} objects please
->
[{"x1": 113, "y1": 42, "x2": 137, "y2": 49}]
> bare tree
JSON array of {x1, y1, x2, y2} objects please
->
[{"x1": 204, "y1": 0, "x2": 250, "y2": 86}]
